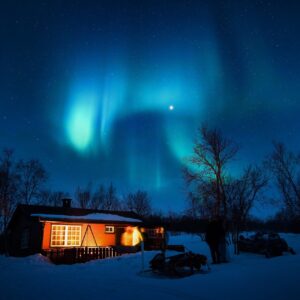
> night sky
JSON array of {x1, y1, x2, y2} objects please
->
[{"x1": 1, "y1": 0, "x2": 300, "y2": 213}]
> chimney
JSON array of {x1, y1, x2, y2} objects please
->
[{"x1": 62, "y1": 198, "x2": 71, "y2": 208}]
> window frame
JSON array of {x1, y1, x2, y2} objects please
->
[
  {"x1": 50, "y1": 224, "x2": 82, "y2": 247},
  {"x1": 105, "y1": 225, "x2": 115, "y2": 234}
]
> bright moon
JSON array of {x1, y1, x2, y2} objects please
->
[{"x1": 169, "y1": 105, "x2": 174, "y2": 111}]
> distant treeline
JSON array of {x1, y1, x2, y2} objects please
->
[
  {"x1": 145, "y1": 214, "x2": 300, "y2": 234},
  {"x1": 1, "y1": 123, "x2": 300, "y2": 237}
]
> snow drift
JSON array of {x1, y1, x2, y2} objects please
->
[{"x1": 0, "y1": 233, "x2": 299, "y2": 300}]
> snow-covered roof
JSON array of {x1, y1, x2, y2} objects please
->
[{"x1": 31, "y1": 213, "x2": 142, "y2": 223}]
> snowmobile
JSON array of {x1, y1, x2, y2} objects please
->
[
  {"x1": 238, "y1": 232, "x2": 296, "y2": 258},
  {"x1": 150, "y1": 250, "x2": 209, "y2": 277}
]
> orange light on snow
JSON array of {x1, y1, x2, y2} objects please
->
[{"x1": 121, "y1": 226, "x2": 143, "y2": 246}]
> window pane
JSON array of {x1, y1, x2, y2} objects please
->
[{"x1": 51, "y1": 225, "x2": 81, "y2": 247}]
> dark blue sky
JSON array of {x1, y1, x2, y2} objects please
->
[{"x1": 1, "y1": 0, "x2": 300, "y2": 214}]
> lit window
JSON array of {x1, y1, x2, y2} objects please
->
[
  {"x1": 50, "y1": 225, "x2": 81, "y2": 247},
  {"x1": 121, "y1": 226, "x2": 143, "y2": 246},
  {"x1": 105, "y1": 225, "x2": 115, "y2": 233}
]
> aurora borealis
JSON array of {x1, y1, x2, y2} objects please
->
[{"x1": 1, "y1": 0, "x2": 300, "y2": 212}]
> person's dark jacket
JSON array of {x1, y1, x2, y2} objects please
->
[{"x1": 205, "y1": 219, "x2": 225, "y2": 246}]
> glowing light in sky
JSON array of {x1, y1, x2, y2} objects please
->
[
  {"x1": 65, "y1": 83, "x2": 99, "y2": 153},
  {"x1": 62, "y1": 28, "x2": 224, "y2": 193},
  {"x1": 99, "y1": 69, "x2": 128, "y2": 148},
  {"x1": 66, "y1": 100, "x2": 97, "y2": 152},
  {"x1": 164, "y1": 118, "x2": 198, "y2": 170},
  {"x1": 3, "y1": 0, "x2": 298, "y2": 215}
]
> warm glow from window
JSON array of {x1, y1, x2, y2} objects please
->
[
  {"x1": 121, "y1": 226, "x2": 143, "y2": 246},
  {"x1": 157, "y1": 227, "x2": 164, "y2": 234},
  {"x1": 50, "y1": 225, "x2": 81, "y2": 247},
  {"x1": 145, "y1": 227, "x2": 164, "y2": 237},
  {"x1": 105, "y1": 225, "x2": 115, "y2": 233}
]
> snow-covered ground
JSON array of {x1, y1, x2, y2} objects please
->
[{"x1": 0, "y1": 233, "x2": 299, "y2": 300}]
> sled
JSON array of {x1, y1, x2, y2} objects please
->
[
  {"x1": 150, "y1": 251, "x2": 209, "y2": 278},
  {"x1": 238, "y1": 232, "x2": 296, "y2": 258}
]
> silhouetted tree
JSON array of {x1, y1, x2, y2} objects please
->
[
  {"x1": 184, "y1": 125, "x2": 238, "y2": 220},
  {"x1": 16, "y1": 159, "x2": 47, "y2": 204},
  {"x1": 185, "y1": 191, "x2": 203, "y2": 219},
  {"x1": 266, "y1": 142, "x2": 300, "y2": 219},
  {"x1": 38, "y1": 190, "x2": 66, "y2": 206},
  {"x1": 102, "y1": 183, "x2": 120, "y2": 210},
  {"x1": 125, "y1": 190, "x2": 151, "y2": 216},
  {"x1": 0, "y1": 150, "x2": 20, "y2": 254},
  {"x1": 227, "y1": 166, "x2": 268, "y2": 253},
  {"x1": 75, "y1": 183, "x2": 92, "y2": 209},
  {"x1": 90, "y1": 184, "x2": 106, "y2": 210}
]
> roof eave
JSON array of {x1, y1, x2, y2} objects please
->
[{"x1": 33, "y1": 216, "x2": 142, "y2": 225}]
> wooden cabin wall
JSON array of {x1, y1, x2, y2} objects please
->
[
  {"x1": 42, "y1": 222, "x2": 127, "y2": 249},
  {"x1": 8, "y1": 214, "x2": 43, "y2": 256}
]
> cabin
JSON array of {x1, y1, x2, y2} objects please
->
[{"x1": 6, "y1": 199, "x2": 165, "y2": 263}]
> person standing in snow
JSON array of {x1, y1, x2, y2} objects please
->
[
  {"x1": 205, "y1": 218, "x2": 221, "y2": 264},
  {"x1": 218, "y1": 218, "x2": 229, "y2": 263},
  {"x1": 205, "y1": 216, "x2": 227, "y2": 264}
]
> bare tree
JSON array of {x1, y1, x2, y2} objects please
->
[
  {"x1": 38, "y1": 190, "x2": 65, "y2": 207},
  {"x1": 90, "y1": 184, "x2": 105, "y2": 210},
  {"x1": 185, "y1": 181, "x2": 221, "y2": 220},
  {"x1": 75, "y1": 183, "x2": 92, "y2": 209},
  {"x1": 266, "y1": 142, "x2": 300, "y2": 219},
  {"x1": 227, "y1": 166, "x2": 268, "y2": 253},
  {"x1": 0, "y1": 150, "x2": 19, "y2": 232},
  {"x1": 0, "y1": 150, "x2": 19, "y2": 255},
  {"x1": 16, "y1": 159, "x2": 47, "y2": 204},
  {"x1": 102, "y1": 183, "x2": 120, "y2": 211},
  {"x1": 125, "y1": 190, "x2": 151, "y2": 217},
  {"x1": 184, "y1": 125, "x2": 238, "y2": 219},
  {"x1": 185, "y1": 192, "x2": 203, "y2": 219}
]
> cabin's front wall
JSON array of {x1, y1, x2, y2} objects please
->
[{"x1": 42, "y1": 221, "x2": 127, "y2": 250}]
